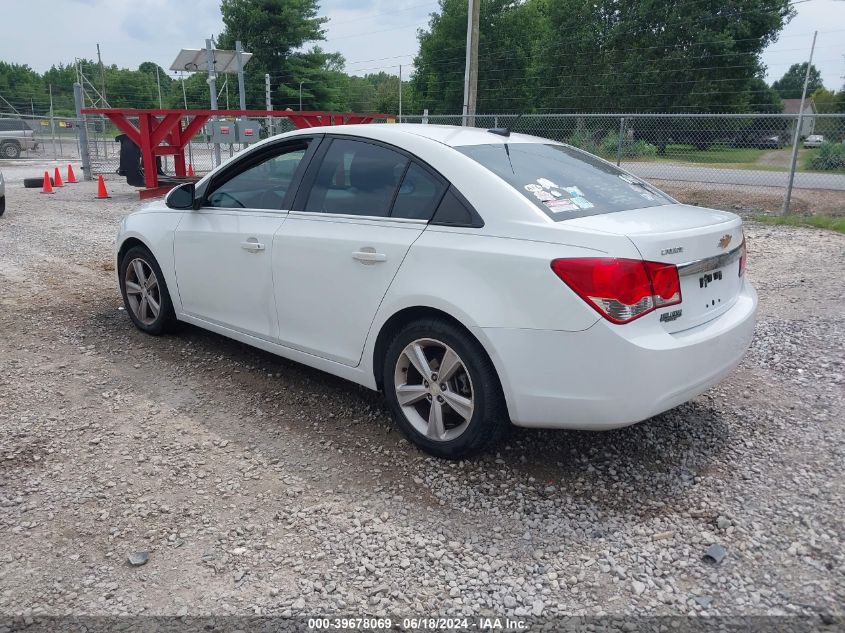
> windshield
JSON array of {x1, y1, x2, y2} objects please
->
[{"x1": 456, "y1": 143, "x2": 672, "y2": 221}]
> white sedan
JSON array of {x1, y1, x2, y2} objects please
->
[
  {"x1": 116, "y1": 124, "x2": 757, "y2": 458},
  {"x1": 803, "y1": 134, "x2": 824, "y2": 148}
]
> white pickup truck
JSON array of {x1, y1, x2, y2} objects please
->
[{"x1": 0, "y1": 118, "x2": 38, "y2": 159}]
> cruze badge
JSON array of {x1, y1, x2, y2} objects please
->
[
  {"x1": 718, "y1": 234, "x2": 732, "y2": 249},
  {"x1": 660, "y1": 309, "x2": 682, "y2": 323},
  {"x1": 660, "y1": 246, "x2": 684, "y2": 256}
]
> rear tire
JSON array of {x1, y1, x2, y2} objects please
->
[
  {"x1": 1, "y1": 142, "x2": 21, "y2": 159},
  {"x1": 118, "y1": 245, "x2": 178, "y2": 335},
  {"x1": 383, "y1": 319, "x2": 509, "y2": 459},
  {"x1": 0, "y1": 196, "x2": 5, "y2": 217}
]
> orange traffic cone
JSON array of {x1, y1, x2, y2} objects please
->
[
  {"x1": 40, "y1": 171, "x2": 54, "y2": 194},
  {"x1": 96, "y1": 175, "x2": 111, "y2": 199},
  {"x1": 187, "y1": 164, "x2": 195, "y2": 177},
  {"x1": 53, "y1": 167, "x2": 64, "y2": 187},
  {"x1": 67, "y1": 164, "x2": 78, "y2": 183}
]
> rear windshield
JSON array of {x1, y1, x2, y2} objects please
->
[{"x1": 456, "y1": 143, "x2": 671, "y2": 221}]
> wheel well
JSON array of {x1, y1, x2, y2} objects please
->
[
  {"x1": 372, "y1": 306, "x2": 483, "y2": 391},
  {"x1": 1, "y1": 139, "x2": 21, "y2": 148},
  {"x1": 117, "y1": 237, "x2": 148, "y2": 269}
]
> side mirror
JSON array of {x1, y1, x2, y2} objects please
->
[{"x1": 166, "y1": 182, "x2": 196, "y2": 210}]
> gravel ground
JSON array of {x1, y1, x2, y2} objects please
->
[{"x1": 0, "y1": 165, "x2": 843, "y2": 624}]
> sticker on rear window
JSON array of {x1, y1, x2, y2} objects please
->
[
  {"x1": 545, "y1": 199, "x2": 579, "y2": 213},
  {"x1": 536, "y1": 177, "x2": 560, "y2": 190},
  {"x1": 571, "y1": 196, "x2": 594, "y2": 209}
]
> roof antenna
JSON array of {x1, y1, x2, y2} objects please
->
[{"x1": 488, "y1": 113, "x2": 523, "y2": 137}]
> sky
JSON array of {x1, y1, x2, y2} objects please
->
[{"x1": 1, "y1": 0, "x2": 843, "y2": 92}]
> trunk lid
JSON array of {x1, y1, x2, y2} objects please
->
[{"x1": 564, "y1": 204, "x2": 745, "y2": 332}]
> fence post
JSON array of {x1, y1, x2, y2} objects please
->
[
  {"x1": 73, "y1": 82, "x2": 93, "y2": 181},
  {"x1": 783, "y1": 30, "x2": 817, "y2": 216},
  {"x1": 265, "y1": 73, "x2": 273, "y2": 138},
  {"x1": 616, "y1": 116, "x2": 625, "y2": 167}
]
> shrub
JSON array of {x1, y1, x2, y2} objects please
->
[
  {"x1": 568, "y1": 129, "x2": 599, "y2": 155},
  {"x1": 809, "y1": 141, "x2": 845, "y2": 170},
  {"x1": 599, "y1": 132, "x2": 658, "y2": 159}
]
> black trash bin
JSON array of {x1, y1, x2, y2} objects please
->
[{"x1": 115, "y1": 134, "x2": 165, "y2": 187}]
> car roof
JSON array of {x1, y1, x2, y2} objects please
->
[{"x1": 283, "y1": 123, "x2": 551, "y2": 148}]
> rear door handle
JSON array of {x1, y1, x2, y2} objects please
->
[
  {"x1": 352, "y1": 250, "x2": 387, "y2": 264},
  {"x1": 241, "y1": 238, "x2": 265, "y2": 252}
]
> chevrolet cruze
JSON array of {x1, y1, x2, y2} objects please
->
[{"x1": 116, "y1": 124, "x2": 757, "y2": 458}]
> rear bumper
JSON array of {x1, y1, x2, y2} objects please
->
[{"x1": 476, "y1": 279, "x2": 757, "y2": 429}]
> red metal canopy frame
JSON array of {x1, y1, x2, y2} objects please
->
[{"x1": 80, "y1": 108, "x2": 390, "y2": 194}]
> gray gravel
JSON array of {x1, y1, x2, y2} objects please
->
[{"x1": 0, "y1": 165, "x2": 843, "y2": 621}]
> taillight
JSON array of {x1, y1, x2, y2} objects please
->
[
  {"x1": 551, "y1": 258, "x2": 681, "y2": 324},
  {"x1": 738, "y1": 239, "x2": 747, "y2": 277}
]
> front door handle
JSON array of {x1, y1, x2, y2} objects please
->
[
  {"x1": 241, "y1": 238, "x2": 265, "y2": 252},
  {"x1": 352, "y1": 250, "x2": 387, "y2": 264}
]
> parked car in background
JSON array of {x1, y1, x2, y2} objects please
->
[
  {"x1": 803, "y1": 134, "x2": 824, "y2": 148},
  {"x1": 115, "y1": 124, "x2": 757, "y2": 458},
  {"x1": 0, "y1": 168, "x2": 5, "y2": 216},
  {"x1": 733, "y1": 134, "x2": 784, "y2": 149},
  {"x1": 0, "y1": 118, "x2": 38, "y2": 159}
]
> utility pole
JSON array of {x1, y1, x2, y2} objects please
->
[
  {"x1": 96, "y1": 43, "x2": 106, "y2": 107},
  {"x1": 783, "y1": 30, "x2": 817, "y2": 216},
  {"x1": 299, "y1": 82, "x2": 304, "y2": 111},
  {"x1": 74, "y1": 82, "x2": 92, "y2": 181},
  {"x1": 398, "y1": 65, "x2": 403, "y2": 123},
  {"x1": 235, "y1": 40, "x2": 247, "y2": 150},
  {"x1": 265, "y1": 73, "x2": 273, "y2": 137},
  {"x1": 461, "y1": 0, "x2": 480, "y2": 127},
  {"x1": 205, "y1": 38, "x2": 221, "y2": 167},
  {"x1": 235, "y1": 40, "x2": 247, "y2": 111},
  {"x1": 180, "y1": 71, "x2": 193, "y2": 169},
  {"x1": 155, "y1": 65, "x2": 163, "y2": 108},
  {"x1": 49, "y1": 84, "x2": 57, "y2": 160}
]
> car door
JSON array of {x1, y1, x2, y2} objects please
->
[
  {"x1": 173, "y1": 137, "x2": 318, "y2": 340},
  {"x1": 272, "y1": 137, "x2": 447, "y2": 366}
]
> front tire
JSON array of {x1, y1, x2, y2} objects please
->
[
  {"x1": 119, "y1": 245, "x2": 177, "y2": 335},
  {"x1": 383, "y1": 319, "x2": 509, "y2": 459}
]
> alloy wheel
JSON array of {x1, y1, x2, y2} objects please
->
[
  {"x1": 393, "y1": 338, "x2": 474, "y2": 442},
  {"x1": 124, "y1": 257, "x2": 161, "y2": 326}
]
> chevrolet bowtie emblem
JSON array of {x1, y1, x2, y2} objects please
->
[{"x1": 718, "y1": 234, "x2": 732, "y2": 249}]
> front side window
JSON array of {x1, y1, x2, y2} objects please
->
[
  {"x1": 305, "y1": 139, "x2": 408, "y2": 217},
  {"x1": 206, "y1": 143, "x2": 309, "y2": 210},
  {"x1": 456, "y1": 143, "x2": 672, "y2": 221}
]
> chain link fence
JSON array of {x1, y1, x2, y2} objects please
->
[
  {"x1": 401, "y1": 113, "x2": 845, "y2": 188},
  {"x1": 4, "y1": 110, "x2": 843, "y2": 214},
  {"x1": 397, "y1": 113, "x2": 845, "y2": 214}
]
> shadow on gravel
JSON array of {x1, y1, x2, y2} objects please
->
[{"x1": 91, "y1": 304, "x2": 735, "y2": 515}]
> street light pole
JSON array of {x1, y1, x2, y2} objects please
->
[{"x1": 299, "y1": 82, "x2": 304, "y2": 111}]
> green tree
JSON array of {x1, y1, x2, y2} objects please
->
[
  {"x1": 216, "y1": 0, "x2": 345, "y2": 110},
  {"x1": 412, "y1": 0, "x2": 537, "y2": 114},
  {"x1": 413, "y1": 0, "x2": 794, "y2": 114},
  {"x1": 0, "y1": 62, "x2": 45, "y2": 115},
  {"x1": 42, "y1": 63, "x2": 78, "y2": 115},
  {"x1": 138, "y1": 62, "x2": 173, "y2": 108},
  {"x1": 772, "y1": 62, "x2": 824, "y2": 99}
]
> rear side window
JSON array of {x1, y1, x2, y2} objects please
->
[
  {"x1": 456, "y1": 143, "x2": 671, "y2": 221},
  {"x1": 391, "y1": 163, "x2": 446, "y2": 220},
  {"x1": 431, "y1": 189, "x2": 475, "y2": 226},
  {"x1": 0, "y1": 119, "x2": 31, "y2": 132},
  {"x1": 305, "y1": 139, "x2": 408, "y2": 217}
]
